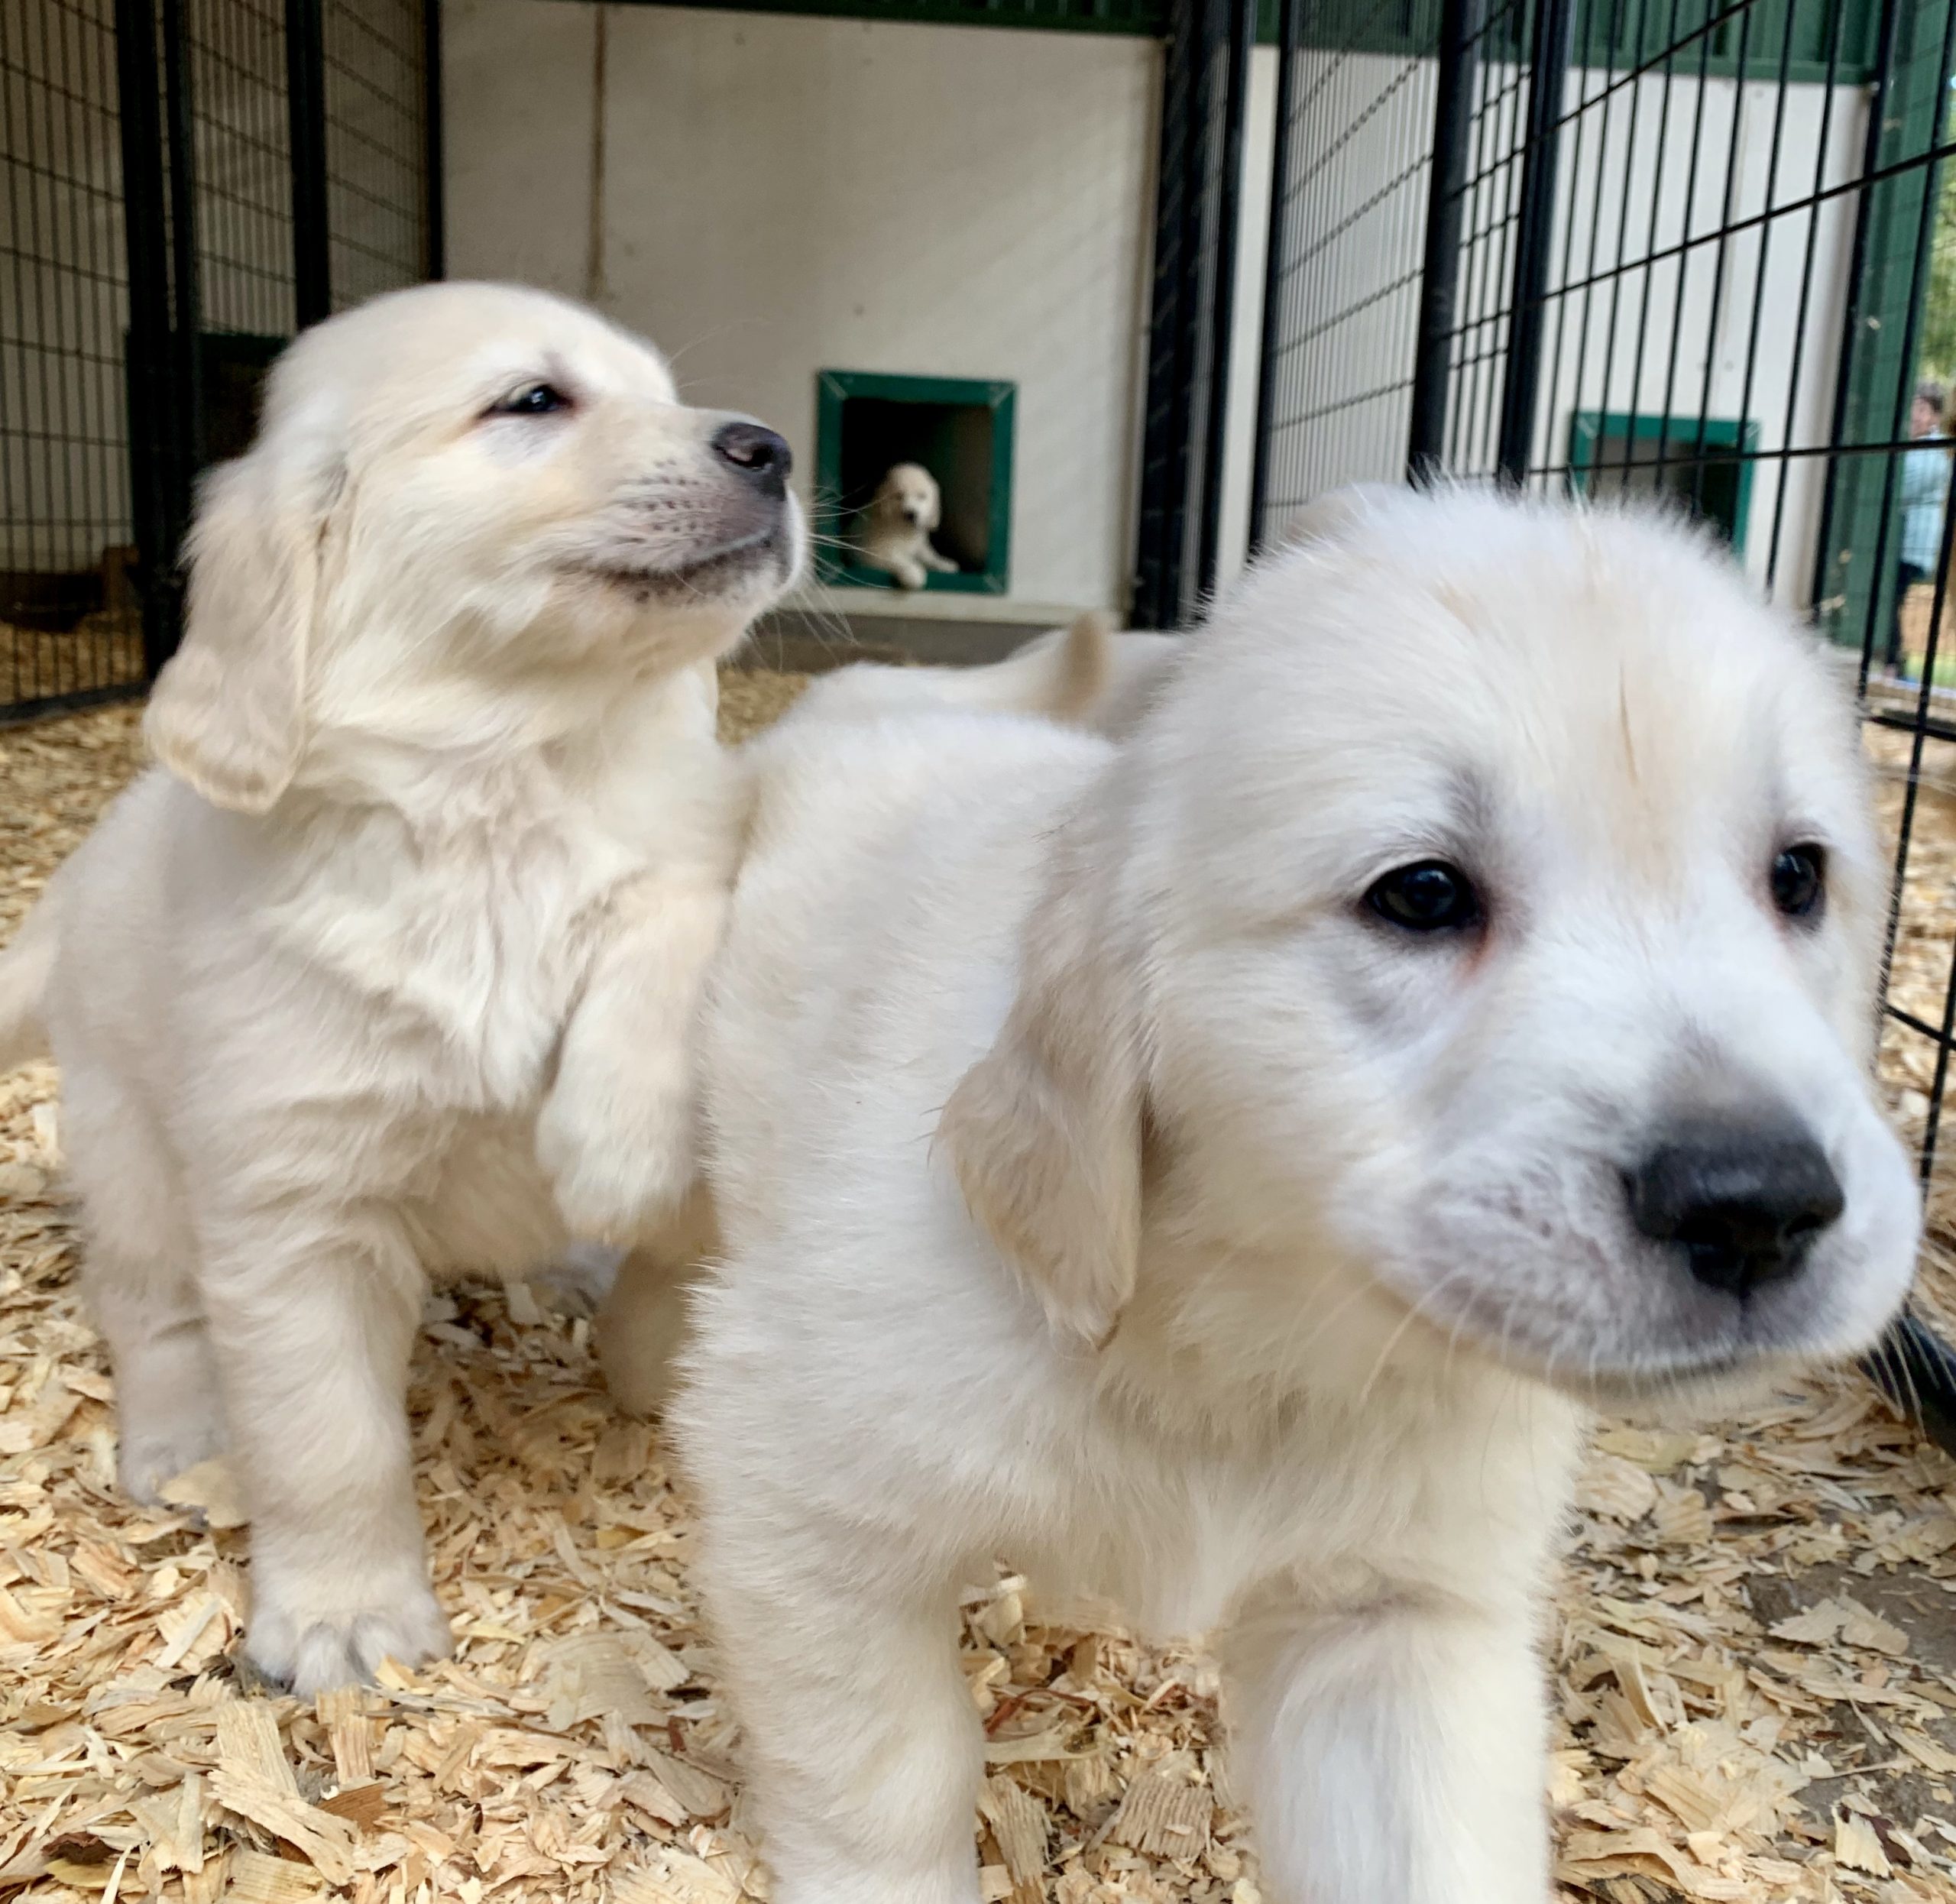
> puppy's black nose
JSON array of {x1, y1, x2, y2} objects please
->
[
  {"x1": 711, "y1": 422, "x2": 792, "y2": 500},
  {"x1": 1627, "y1": 1117, "x2": 1844, "y2": 1297}
]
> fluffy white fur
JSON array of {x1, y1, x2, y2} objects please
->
[
  {"x1": 594, "y1": 610, "x2": 1142, "y2": 1410},
  {"x1": 857, "y1": 461, "x2": 960, "y2": 590},
  {"x1": 660, "y1": 488, "x2": 1919, "y2": 1903},
  {"x1": 0, "y1": 280, "x2": 802, "y2": 1694}
]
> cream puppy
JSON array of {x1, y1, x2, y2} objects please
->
[
  {"x1": 0, "y1": 280, "x2": 802, "y2": 1693},
  {"x1": 857, "y1": 461, "x2": 960, "y2": 589},
  {"x1": 666, "y1": 489, "x2": 1918, "y2": 1904}
]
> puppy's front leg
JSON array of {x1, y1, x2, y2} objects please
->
[
  {"x1": 595, "y1": 1181, "x2": 718, "y2": 1414},
  {"x1": 201, "y1": 1208, "x2": 449, "y2": 1695},
  {"x1": 1222, "y1": 1588, "x2": 1550, "y2": 1903},
  {"x1": 919, "y1": 546, "x2": 960, "y2": 574},
  {"x1": 537, "y1": 876, "x2": 725, "y2": 1243},
  {"x1": 707, "y1": 1530, "x2": 984, "y2": 1904}
]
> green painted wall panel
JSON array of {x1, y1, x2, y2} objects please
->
[{"x1": 582, "y1": 0, "x2": 1877, "y2": 79}]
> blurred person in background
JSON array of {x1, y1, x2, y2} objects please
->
[{"x1": 1888, "y1": 378, "x2": 1951, "y2": 678}]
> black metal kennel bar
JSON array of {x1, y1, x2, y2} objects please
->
[
  {"x1": 287, "y1": 0, "x2": 333, "y2": 328},
  {"x1": 1135, "y1": 0, "x2": 1259, "y2": 626},
  {"x1": 1196, "y1": 0, "x2": 1259, "y2": 593},
  {"x1": 0, "y1": 0, "x2": 438, "y2": 722},
  {"x1": 1407, "y1": 0, "x2": 1480, "y2": 478},
  {"x1": 1255, "y1": 0, "x2": 1956, "y2": 1447},
  {"x1": 1491, "y1": 0, "x2": 1570, "y2": 480},
  {"x1": 115, "y1": 0, "x2": 189, "y2": 685}
]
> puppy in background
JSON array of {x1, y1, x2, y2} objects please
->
[
  {"x1": 665, "y1": 487, "x2": 1919, "y2": 1903},
  {"x1": 0, "y1": 281, "x2": 802, "y2": 1694},
  {"x1": 857, "y1": 461, "x2": 960, "y2": 589}
]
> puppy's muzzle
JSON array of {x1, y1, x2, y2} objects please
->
[
  {"x1": 1627, "y1": 1112, "x2": 1844, "y2": 1297},
  {"x1": 712, "y1": 421, "x2": 792, "y2": 503}
]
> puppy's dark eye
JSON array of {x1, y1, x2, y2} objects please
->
[
  {"x1": 1365, "y1": 860, "x2": 1482, "y2": 934},
  {"x1": 492, "y1": 382, "x2": 571, "y2": 417},
  {"x1": 1771, "y1": 844, "x2": 1825, "y2": 920}
]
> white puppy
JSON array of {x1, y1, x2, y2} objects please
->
[
  {"x1": 665, "y1": 488, "x2": 1918, "y2": 1904},
  {"x1": 857, "y1": 461, "x2": 960, "y2": 589},
  {"x1": 0, "y1": 280, "x2": 802, "y2": 1694}
]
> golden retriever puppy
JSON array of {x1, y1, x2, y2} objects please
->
[
  {"x1": 0, "y1": 280, "x2": 802, "y2": 1693},
  {"x1": 665, "y1": 488, "x2": 1918, "y2": 1903},
  {"x1": 857, "y1": 461, "x2": 960, "y2": 588}
]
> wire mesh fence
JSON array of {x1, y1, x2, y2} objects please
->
[
  {"x1": 1251, "y1": 0, "x2": 1444, "y2": 517},
  {"x1": 0, "y1": 0, "x2": 435, "y2": 722},
  {"x1": 324, "y1": 0, "x2": 436, "y2": 309},
  {"x1": 0, "y1": 0, "x2": 149, "y2": 717}
]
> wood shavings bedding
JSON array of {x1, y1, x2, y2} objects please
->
[{"x1": 3, "y1": 683, "x2": 1956, "y2": 1902}]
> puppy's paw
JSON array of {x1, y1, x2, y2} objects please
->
[
  {"x1": 536, "y1": 1070, "x2": 693, "y2": 1244},
  {"x1": 246, "y1": 1580, "x2": 452, "y2": 1697},
  {"x1": 118, "y1": 1410, "x2": 229, "y2": 1507},
  {"x1": 595, "y1": 1252, "x2": 697, "y2": 1417}
]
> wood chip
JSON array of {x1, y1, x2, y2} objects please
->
[
  {"x1": 314, "y1": 1686, "x2": 374, "y2": 1784},
  {"x1": 980, "y1": 1774, "x2": 1050, "y2": 1884},
  {"x1": 639, "y1": 1748, "x2": 729, "y2": 1818},
  {"x1": 206, "y1": 1772, "x2": 361, "y2": 1885},
  {"x1": 159, "y1": 1457, "x2": 250, "y2": 1530},
  {"x1": 219, "y1": 1848, "x2": 327, "y2": 1902},
  {"x1": 217, "y1": 1701, "x2": 297, "y2": 1794},
  {"x1": 314, "y1": 1783, "x2": 387, "y2": 1829},
  {"x1": 541, "y1": 1633, "x2": 665, "y2": 1730},
  {"x1": 1104, "y1": 1768, "x2": 1211, "y2": 1859},
  {"x1": 1835, "y1": 1810, "x2": 1895, "y2": 1877}
]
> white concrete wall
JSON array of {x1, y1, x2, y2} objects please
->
[{"x1": 445, "y1": 0, "x2": 1161, "y2": 617}]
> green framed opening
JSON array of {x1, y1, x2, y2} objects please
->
[
  {"x1": 1567, "y1": 410, "x2": 1761, "y2": 552},
  {"x1": 816, "y1": 369, "x2": 1015, "y2": 595}
]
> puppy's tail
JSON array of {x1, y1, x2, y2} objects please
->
[
  {"x1": 0, "y1": 895, "x2": 57, "y2": 1072},
  {"x1": 932, "y1": 611, "x2": 1116, "y2": 724}
]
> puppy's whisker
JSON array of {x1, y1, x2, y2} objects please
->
[
  {"x1": 1353, "y1": 1269, "x2": 1474, "y2": 1411},
  {"x1": 1267, "y1": 1270, "x2": 1384, "y2": 1372}
]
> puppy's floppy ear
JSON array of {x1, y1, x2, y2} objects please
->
[
  {"x1": 938, "y1": 792, "x2": 1145, "y2": 1346},
  {"x1": 147, "y1": 445, "x2": 334, "y2": 813}
]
